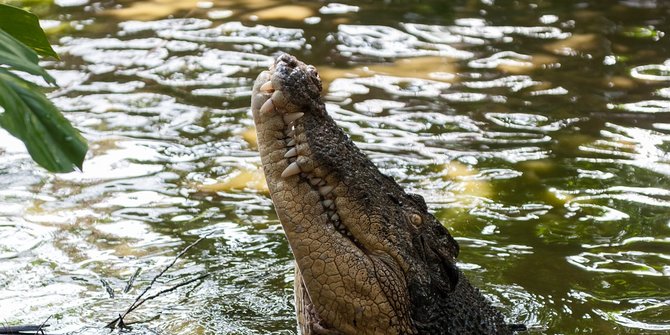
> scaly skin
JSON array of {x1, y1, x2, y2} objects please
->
[{"x1": 251, "y1": 54, "x2": 525, "y2": 335}]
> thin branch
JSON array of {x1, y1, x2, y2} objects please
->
[
  {"x1": 105, "y1": 233, "x2": 212, "y2": 330},
  {"x1": 35, "y1": 315, "x2": 51, "y2": 335},
  {"x1": 123, "y1": 268, "x2": 142, "y2": 294},
  {"x1": 124, "y1": 234, "x2": 209, "y2": 318},
  {"x1": 0, "y1": 324, "x2": 49, "y2": 335},
  {"x1": 104, "y1": 273, "x2": 209, "y2": 330},
  {"x1": 130, "y1": 273, "x2": 210, "y2": 315},
  {"x1": 0, "y1": 315, "x2": 51, "y2": 335}
]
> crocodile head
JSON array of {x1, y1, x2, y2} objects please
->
[{"x1": 251, "y1": 54, "x2": 519, "y2": 335}]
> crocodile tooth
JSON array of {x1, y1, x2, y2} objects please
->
[
  {"x1": 287, "y1": 139, "x2": 296, "y2": 146},
  {"x1": 260, "y1": 99, "x2": 274, "y2": 113},
  {"x1": 260, "y1": 81, "x2": 274, "y2": 93},
  {"x1": 284, "y1": 147, "x2": 298, "y2": 158},
  {"x1": 322, "y1": 199, "x2": 333, "y2": 208},
  {"x1": 281, "y1": 162, "x2": 301, "y2": 178},
  {"x1": 286, "y1": 129, "x2": 295, "y2": 137},
  {"x1": 283, "y1": 112, "x2": 304, "y2": 124},
  {"x1": 330, "y1": 213, "x2": 339, "y2": 221},
  {"x1": 310, "y1": 177, "x2": 322, "y2": 186},
  {"x1": 271, "y1": 90, "x2": 286, "y2": 106},
  {"x1": 319, "y1": 185, "x2": 333, "y2": 195}
]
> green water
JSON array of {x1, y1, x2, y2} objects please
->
[{"x1": 1, "y1": 0, "x2": 669, "y2": 334}]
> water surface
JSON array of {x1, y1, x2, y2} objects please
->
[{"x1": 1, "y1": 0, "x2": 669, "y2": 334}]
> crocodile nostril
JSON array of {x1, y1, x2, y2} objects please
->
[{"x1": 277, "y1": 53, "x2": 297, "y2": 67}]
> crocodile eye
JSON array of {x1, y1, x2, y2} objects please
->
[{"x1": 409, "y1": 213, "x2": 422, "y2": 226}]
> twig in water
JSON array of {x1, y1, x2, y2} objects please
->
[
  {"x1": 0, "y1": 325, "x2": 48, "y2": 335},
  {"x1": 0, "y1": 315, "x2": 51, "y2": 335},
  {"x1": 123, "y1": 268, "x2": 142, "y2": 294},
  {"x1": 128, "y1": 273, "x2": 209, "y2": 318},
  {"x1": 104, "y1": 273, "x2": 210, "y2": 330},
  {"x1": 35, "y1": 315, "x2": 51, "y2": 335},
  {"x1": 104, "y1": 233, "x2": 211, "y2": 330},
  {"x1": 100, "y1": 279, "x2": 115, "y2": 298}
]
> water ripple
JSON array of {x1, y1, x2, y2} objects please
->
[
  {"x1": 159, "y1": 22, "x2": 305, "y2": 49},
  {"x1": 63, "y1": 37, "x2": 169, "y2": 68},
  {"x1": 450, "y1": 18, "x2": 569, "y2": 40},
  {"x1": 319, "y1": 3, "x2": 359, "y2": 15},
  {"x1": 119, "y1": 18, "x2": 213, "y2": 34},
  {"x1": 329, "y1": 75, "x2": 451, "y2": 98},
  {"x1": 462, "y1": 75, "x2": 542, "y2": 92},
  {"x1": 485, "y1": 113, "x2": 581, "y2": 132},
  {"x1": 630, "y1": 61, "x2": 670, "y2": 81},
  {"x1": 558, "y1": 186, "x2": 670, "y2": 208},
  {"x1": 468, "y1": 51, "x2": 534, "y2": 69},
  {"x1": 578, "y1": 123, "x2": 670, "y2": 176},
  {"x1": 470, "y1": 201, "x2": 553, "y2": 221},
  {"x1": 594, "y1": 299, "x2": 670, "y2": 331},
  {"x1": 337, "y1": 25, "x2": 473, "y2": 59},
  {"x1": 135, "y1": 55, "x2": 242, "y2": 87},
  {"x1": 53, "y1": 93, "x2": 207, "y2": 138},
  {"x1": 324, "y1": 103, "x2": 550, "y2": 164},
  {"x1": 568, "y1": 251, "x2": 670, "y2": 276},
  {"x1": 133, "y1": 50, "x2": 273, "y2": 89},
  {"x1": 403, "y1": 20, "x2": 568, "y2": 45},
  {"x1": 614, "y1": 100, "x2": 670, "y2": 113}
]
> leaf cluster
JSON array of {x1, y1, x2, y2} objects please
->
[{"x1": 0, "y1": 3, "x2": 87, "y2": 172}]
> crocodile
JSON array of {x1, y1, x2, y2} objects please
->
[{"x1": 251, "y1": 54, "x2": 525, "y2": 335}]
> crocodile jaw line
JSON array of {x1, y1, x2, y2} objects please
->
[{"x1": 251, "y1": 61, "x2": 360, "y2": 250}]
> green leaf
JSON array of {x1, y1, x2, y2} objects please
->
[
  {"x1": 0, "y1": 4, "x2": 58, "y2": 59},
  {"x1": 0, "y1": 29, "x2": 56, "y2": 85},
  {"x1": 0, "y1": 69, "x2": 87, "y2": 172}
]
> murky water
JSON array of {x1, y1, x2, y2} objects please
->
[{"x1": 1, "y1": 0, "x2": 669, "y2": 334}]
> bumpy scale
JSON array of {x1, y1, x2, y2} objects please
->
[{"x1": 251, "y1": 53, "x2": 526, "y2": 335}]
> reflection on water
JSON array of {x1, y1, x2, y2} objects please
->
[{"x1": 1, "y1": 0, "x2": 670, "y2": 334}]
